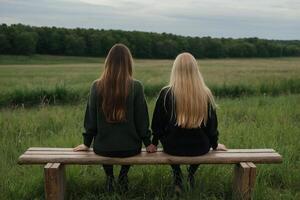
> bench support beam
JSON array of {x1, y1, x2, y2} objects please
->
[
  {"x1": 233, "y1": 162, "x2": 256, "y2": 200},
  {"x1": 44, "y1": 163, "x2": 66, "y2": 200}
]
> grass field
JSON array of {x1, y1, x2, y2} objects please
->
[
  {"x1": 0, "y1": 55, "x2": 299, "y2": 199},
  {"x1": 0, "y1": 56, "x2": 299, "y2": 106}
]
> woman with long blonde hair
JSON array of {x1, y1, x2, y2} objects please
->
[
  {"x1": 74, "y1": 44, "x2": 156, "y2": 192},
  {"x1": 151, "y1": 52, "x2": 226, "y2": 193}
]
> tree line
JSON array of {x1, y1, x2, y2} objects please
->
[{"x1": 0, "y1": 23, "x2": 300, "y2": 58}]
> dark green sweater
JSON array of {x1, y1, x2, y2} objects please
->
[{"x1": 83, "y1": 79, "x2": 151, "y2": 154}]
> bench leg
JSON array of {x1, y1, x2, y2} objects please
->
[
  {"x1": 44, "y1": 163, "x2": 66, "y2": 200},
  {"x1": 233, "y1": 162, "x2": 256, "y2": 200},
  {"x1": 247, "y1": 162, "x2": 256, "y2": 197}
]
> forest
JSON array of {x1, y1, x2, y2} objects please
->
[{"x1": 0, "y1": 23, "x2": 300, "y2": 58}]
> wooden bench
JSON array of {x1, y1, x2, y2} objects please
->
[{"x1": 18, "y1": 147, "x2": 282, "y2": 200}]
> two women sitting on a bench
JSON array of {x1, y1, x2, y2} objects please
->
[{"x1": 73, "y1": 44, "x2": 227, "y2": 194}]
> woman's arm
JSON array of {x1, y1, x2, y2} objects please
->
[
  {"x1": 82, "y1": 100, "x2": 97, "y2": 147},
  {"x1": 74, "y1": 82, "x2": 97, "y2": 151},
  {"x1": 134, "y1": 81, "x2": 152, "y2": 148},
  {"x1": 204, "y1": 104, "x2": 227, "y2": 151},
  {"x1": 204, "y1": 104, "x2": 219, "y2": 150},
  {"x1": 151, "y1": 88, "x2": 168, "y2": 146}
]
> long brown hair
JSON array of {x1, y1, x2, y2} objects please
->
[{"x1": 97, "y1": 44, "x2": 133, "y2": 123}]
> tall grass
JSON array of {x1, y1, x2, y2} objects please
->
[
  {"x1": 212, "y1": 78, "x2": 300, "y2": 97},
  {"x1": 0, "y1": 85, "x2": 86, "y2": 107},
  {"x1": 0, "y1": 95, "x2": 299, "y2": 199},
  {"x1": 1, "y1": 57, "x2": 300, "y2": 94},
  {"x1": 1, "y1": 79, "x2": 299, "y2": 107}
]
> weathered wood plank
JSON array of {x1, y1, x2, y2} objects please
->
[
  {"x1": 27, "y1": 147, "x2": 276, "y2": 153},
  {"x1": 247, "y1": 162, "x2": 257, "y2": 197},
  {"x1": 44, "y1": 163, "x2": 52, "y2": 168},
  {"x1": 232, "y1": 162, "x2": 257, "y2": 200},
  {"x1": 24, "y1": 150, "x2": 276, "y2": 156},
  {"x1": 44, "y1": 163, "x2": 65, "y2": 200},
  {"x1": 26, "y1": 151, "x2": 98, "y2": 155},
  {"x1": 233, "y1": 162, "x2": 250, "y2": 200},
  {"x1": 18, "y1": 152, "x2": 282, "y2": 165}
]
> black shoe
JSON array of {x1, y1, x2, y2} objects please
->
[
  {"x1": 173, "y1": 184, "x2": 183, "y2": 198},
  {"x1": 187, "y1": 174, "x2": 195, "y2": 189},
  {"x1": 173, "y1": 176, "x2": 183, "y2": 198},
  {"x1": 105, "y1": 176, "x2": 115, "y2": 193},
  {"x1": 118, "y1": 175, "x2": 129, "y2": 192}
]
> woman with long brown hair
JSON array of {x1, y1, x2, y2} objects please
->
[
  {"x1": 151, "y1": 52, "x2": 226, "y2": 194},
  {"x1": 74, "y1": 44, "x2": 156, "y2": 192}
]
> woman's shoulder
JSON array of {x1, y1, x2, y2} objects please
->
[
  {"x1": 132, "y1": 79, "x2": 145, "y2": 92},
  {"x1": 89, "y1": 79, "x2": 100, "y2": 95},
  {"x1": 159, "y1": 86, "x2": 171, "y2": 97},
  {"x1": 91, "y1": 79, "x2": 100, "y2": 85},
  {"x1": 133, "y1": 79, "x2": 142, "y2": 86},
  {"x1": 91, "y1": 79, "x2": 100, "y2": 88},
  {"x1": 153, "y1": 86, "x2": 171, "y2": 103},
  {"x1": 161, "y1": 86, "x2": 170, "y2": 92},
  {"x1": 130, "y1": 79, "x2": 145, "y2": 99}
]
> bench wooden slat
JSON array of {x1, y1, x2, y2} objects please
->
[
  {"x1": 23, "y1": 150, "x2": 277, "y2": 156},
  {"x1": 26, "y1": 151, "x2": 100, "y2": 155},
  {"x1": 18, "y1": 151, "x2": 282, "y2": 165},
  {"x1": 27, "y1": 147, "x2": 276, "y2": 153},
  {"x1": 27, "y1": 147, "x2": 89, "y2": 151}
]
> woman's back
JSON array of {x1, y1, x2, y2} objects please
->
[
  {"x1": 83, "y1": 79, "x2": 151, "y2": 154},
  {"x1": 151, "y1": 87, "x2": 218, "y2": 156}
]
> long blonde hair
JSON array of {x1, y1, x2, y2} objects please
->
[{"x1": 168, "y1": 52, "x2": 216, "y2": 128}]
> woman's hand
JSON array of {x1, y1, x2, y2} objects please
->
[
  {"x1": 215, "y1": 143, "x2": 228, "y2": 151},
  {"x1": 73, "y1": 144, "x2": 89, "y2": 151},
  {"x1": 146, "y1": 144, "x2": 157, "y2": 153}
]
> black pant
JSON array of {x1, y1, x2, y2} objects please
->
[
  {"x1": 102, "y1": 164, "x2": 130, "y2": 179},
  {"x1": 97, "y1": 149, "x2": 141, "y2": 178},
  {"x1": 171, "y1": 164, "x2": 199, "y2": 185}
]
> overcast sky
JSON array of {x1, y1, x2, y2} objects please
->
[{"x1": 0, "y1": 0, "x2": 299, "y2": 40}]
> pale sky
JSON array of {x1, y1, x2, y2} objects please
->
[{"x1": 0, "y1": 0, "x2": 299, "y2": 39}]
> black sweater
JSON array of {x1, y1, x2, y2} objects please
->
[
  {"x1": 83, "y1": 80, "x2": 151, "y2": 154},
  {"x1": 151, "y1": 87, "x2": 219, "y2": 156}
]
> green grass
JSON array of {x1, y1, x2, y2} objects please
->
[
  {"x1": 1, "y1": 55, "x2": 299, "y2": 199},
  {"x1": 1, "y1": 79, "x2": 299, "y2": 107},
  {"x1": 0, "y1": 56, "x2": 299, "y2": 107},
  {"x1": 1, "y1": 95, "x2": 299, "y2": 199}
]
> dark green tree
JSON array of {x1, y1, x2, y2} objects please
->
[
  {"x1": 0, "y1": 23, "x2": 299, "y2": 58},
  {"x1": 88, "y1": 33, "x2": 103, "y2": 56},
  {"x1": 0, "y1": 34, "x2": 11, "y2": 54},
  {"x1": 13, "y1": 32, "x2": 38, "y2": 55},
  {"x1": 64, "y1": 34, "x2": 86, "y2": 56}
]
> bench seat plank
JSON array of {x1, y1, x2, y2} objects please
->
[
  {"x1": 18, "y1": 148, "x2": 282, "y2": 165},
  {"x1": 24, "y1": 150, "x2": 276, "y2": 155},
  {"x1": 27, "y1": 147, "x2": 276, "y2": 153}
]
